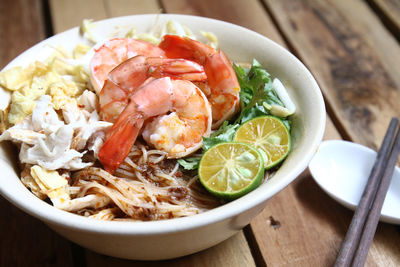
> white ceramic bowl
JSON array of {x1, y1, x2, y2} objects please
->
[{"x1": 0, "y1": 14, "x2": 325, "y2": 260}]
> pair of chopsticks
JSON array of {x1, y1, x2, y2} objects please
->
[{"x1": 335, "y1": 117, "x2": 400, "y2": 267}]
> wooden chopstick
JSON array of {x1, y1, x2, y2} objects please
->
[
  {"x1": 351, "y1": 122, "x2": 400, "y2": 266},
  {"x1": 335, "y1": 117, "x2": 400, "y2": 267}
]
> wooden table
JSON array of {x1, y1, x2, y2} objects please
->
[{"x1": 1, "y1": 0, "x2": 400, "y2": 266}]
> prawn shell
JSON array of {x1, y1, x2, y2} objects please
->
[
  {"x1": 159, "y1": 35, "x2": 240, "y2": 129},
  {"x1": 99, "y1": 56, "x2": 207, "y2": 123},
  {"x1": 166, "y1": 80, "x2": 212, "y2": 159},
  {"x1": 204, "y1": 51, "x2": 240, "y2": 128},
  {"x1": 98, "y1": 85, "x2": 158, "y2": 174},
  {"x1": 99, "y1": 77, "x2": 212, "y2": 173},
  {"x1": 90, "y1": 38, "x2": 165, "y2": 94}
]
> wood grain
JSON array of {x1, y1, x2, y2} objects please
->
[
  {"x1": 250, "y1": 172, "x2": 400, "y2": 267},
  {"x1": 49, "y1": 0, "x2": 108, "y2": 33},
  {"x1": 49, "y1": 0, "x2": 161, "y2": 33},
  {"x1": 0, "y1": 0, "x2": 46, "y2": 68},
  {"x1": 0, "y1": 0, "x2": 74, "y2": 266},
  {"x1": 48, "y1": 0, "x2": 256, "y2": 266},
  {"x1": 0, "y1": 195, "x2": 74, "y2": 266},
  {"x1": 369, "y1": 0, "x2": 400, "y2": 40},
  {"x1": 263, "y1": 0, "x2": 400, "y2": 151},
  {"x1": 161, "y1": 0, "x2": 284, "y2": 44},
  {"x1": 255, "y1": 0, "x2": 400, "y2": 265},
  {"x1": 104, "y1": 0, "x2": 161, "y2": 17}
]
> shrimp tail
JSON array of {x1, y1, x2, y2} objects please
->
[
  {"x1": 99, "y1": 77, "x2": 174, "y2": 173},
  {"x1": 158, "y1": 35, "x2": 200, "y2": 60},
  {"x1": 98, "y1": 101, "x2": 144, "y2": 174},
  {"x1": 108, "y1": 55, "x2": 150, "y2": 90}
]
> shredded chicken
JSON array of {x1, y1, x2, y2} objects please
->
[{"x1": 0, "y1": 93, "x2": 111, "y2": 170}]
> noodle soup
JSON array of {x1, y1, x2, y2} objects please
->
[
  {"x1": 0, "y1": 14, "x2": 325, "y2": 259},
  {"x1": 0, "y1": 18, "x2": 295, "y2": 221}
]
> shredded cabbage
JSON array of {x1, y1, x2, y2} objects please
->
[
  {"x1": 121, "y1": 19, "x2": 218, "y2": 48},
  {"x1": 79, "y1": 19, "x2": 98, "y2": 44}
]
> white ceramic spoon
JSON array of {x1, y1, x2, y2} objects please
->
[{"x1": 309, "y1": 140, "x2": 400, "y2": 224}]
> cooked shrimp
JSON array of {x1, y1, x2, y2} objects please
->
[
  {"x1": 99, "y1": 55, "x2": 207, "y2": 122},
  {"x1": 90, "y1": 38, "x2": 166, "y2": 94},
  {"x1": 98, "y1": 55, "x2": 150, "y2": 122},
  {"x1": 159, "y1": 35, "x2": 240, "y2": 128},
  {"x1": 98, "y1": 77, "x2": 212, "y2": 173}
]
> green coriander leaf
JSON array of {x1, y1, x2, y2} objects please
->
[
  {"x1": 202, "y1": 121, "x2": 239, "y2": 151},
  {"x1": 178, "y1": 157, "x2": 201, "y2": 170},
  {"x1": 234, "y1": 59, "x2": 286, "y2": 124}
]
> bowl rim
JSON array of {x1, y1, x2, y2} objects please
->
[{"x1": 0, "y1": 13, "x2": 326, "y2": 235}]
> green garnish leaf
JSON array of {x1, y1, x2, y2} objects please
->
[
  {"x1": 178, "y1": 157, "x2": 201, "y2": 170},
  {"x1": 202, "y1": 121, "x2": 239, "y2": 151},
  {"x1": 233, "y1": 59, "x2": 290, "y2": 130}
]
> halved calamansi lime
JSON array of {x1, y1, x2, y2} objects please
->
[
  {"x1": 198, "y1": 142, "x2": 264, "y2": 200},
  {"x1": 234, "y1": 116, "x2": 291, "y2": 170}
]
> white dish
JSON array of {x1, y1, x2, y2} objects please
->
[
  {"x1": 309, "y1": 140, "x2": 400, "y2": 224},
  {"x1": 0, "y1": 14, "x2": 326, "y2": 260}
]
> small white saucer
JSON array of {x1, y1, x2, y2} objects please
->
[{"x1": 309, "y1": 140, "x2": 400, "y2": 224}]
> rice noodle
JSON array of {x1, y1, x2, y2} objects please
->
[{"x1": 71, "y1": 143, "x2": 221, "y2": 220}]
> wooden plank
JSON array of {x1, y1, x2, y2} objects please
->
[
  {"x1": 369, "y1": 0, "x2": 400, "y2": 40},
  {"x1": 0, "y1": 0, "x2": 74, "y2": 266},
  {"x1": 104, "y1": 0, "x2": 161, "y2": 17},
  {"x1": 0, "y1": 0, "x2": 46, "y2": 68},
  {"x1": 49, "y1": 0, "x2": 161, "y2": 34},
  {"x1": 161, "y1": 0, "x2": 284, "y2": 44},
  {"x1": 249, "y1": 115, "x2": 400, "y2": 266},
  {"x1": 48, "y1": 0, "x2": 256, "y2": 265},
  {"x1": 250, "y1": 172, "x2": 400, "y2": 266},
  {"x1": 263, "y1": 0, "x2": 400, "y2": 151},
  {"x1": 0, "y1": 196, "x2": 74, "y2": 266},
  {"x1": 49, "y1": 0, "x2": 108, "y2": 33},
  {"x1": 248, "y1": 106, "x2": 343, "y2": 266},
  {"x1": 250, "y1": 0, "x2": 400, "y2": 265}
]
